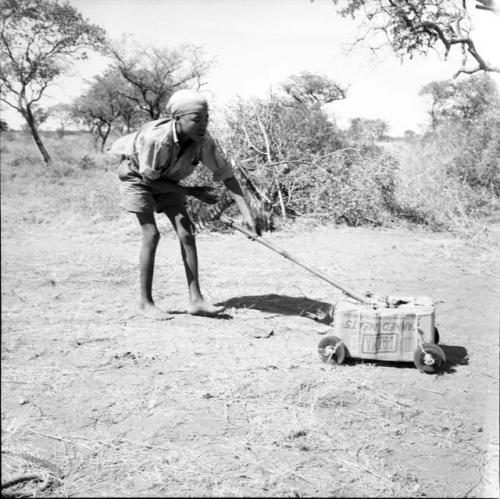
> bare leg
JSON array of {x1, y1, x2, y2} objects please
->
[
  {"x1": 164, "y1": 205, "x2": 225, "y2": 316},
  {"x1": 136, "y1": 212, "x2": 171, "y2": 320}
]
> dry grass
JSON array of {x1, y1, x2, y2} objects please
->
[
  {"x1": 0, "y1": 132, "x2": 122, "y2": 233},
  {"x1": 2, "y1": 219, "x2": 498, "y2": 496},
  {"x1": 2, "y1": 344, "x2": 492, "y2": 497},
  {"x1": 1, "y1": 130, "x2": 499, "y2": 497}
]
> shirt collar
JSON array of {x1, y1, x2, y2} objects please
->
[{"x1": 171, "y1": 119, "x2": 179, "y2": 145}]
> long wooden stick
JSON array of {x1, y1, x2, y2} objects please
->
[{"x1": 219, "y1": 216, "x2": 374, "y2": 305}]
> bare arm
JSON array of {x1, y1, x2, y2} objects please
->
[
  {"x1": 143, "y1": 177, "x2": 217, "y2": 204},
  {"x1": 224, "y1": 176, "x2": 260, "y2": 235},
  {"x1": 143, "y1": 177, "x2": 187, "y2": 195}
]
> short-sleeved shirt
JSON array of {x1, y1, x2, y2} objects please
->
[{"x1": 108, "y1": 118, "x2": 234, "y2": 183}]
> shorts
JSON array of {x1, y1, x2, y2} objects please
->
[{"x1": 118, "y1": 158, "x2": 186, "y2": 213}]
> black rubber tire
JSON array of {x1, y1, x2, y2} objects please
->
[
  {"x1": 413, "y1": 343, "x2": 446, "y2": 374},
  {"x1": 318, "y1": 335, "x2": 346, "y2": 365}
]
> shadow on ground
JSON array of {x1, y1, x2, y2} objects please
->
[
  {"x1": 218, "y1": 294, "x2": 333, "y2": 323},
  {"x1": 337, "y1": 343, "x2": 469, "y2": 375},
  {"x1": 440, "y1": 344, "x2": 469, "y2": 374},
  {"x1": 220, "y1": 296, "x2": 470, "y2": 375}
]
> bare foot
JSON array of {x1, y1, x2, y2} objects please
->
[
  {"x1": 138, "y1": 302, "x2": 172, "y2": 321},
  {"x1": 188, "y1": 299, "x2": 225, "y2": 317}
]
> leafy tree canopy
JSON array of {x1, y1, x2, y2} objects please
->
[
  {"x1": 420, "y1": 72, "x2": 499, "y2": 127},
  {"x1": 281, "y1": 71, "x2": 347, "y2": 107},
  {"x1": 347, "y1": 117, "x2": 389, "y2": 140},
  {"x1": 72, "y1": 69, "x2": 131, "y2": 149}
]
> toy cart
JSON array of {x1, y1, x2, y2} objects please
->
[
  {"x1": 317, "y1": 296, "x2": 446, "y2": 373},
  {"x1": 215, "y1": 216, "x2": 446, "y2": 374}
]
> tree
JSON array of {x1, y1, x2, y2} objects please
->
[
  {"x1": 347, "y1": 117, "x2": 389, "y2": 141},
  {"x1": 0, "y1": 0, "x2": 105, "y2": 165},
  {"x1": 48, "y1": 102, "x2": 75, "y2": 137},
  {"x1": 20, "y1": 104, "x2": 48, "y2": 132},
  {"x1": 419, "y1": 73, "x2": 500, "y2": 193},
  {"x1": 281, "y1": 71, "x2": 347, "y2": 108},
  {"x1": 106, "y1": 37, "x2": 212, "y2": 120},
  {"x1": 326, "y1": 0, "x2": 500, "y2": 76},
  {"x1": 0, "y1": 117, "x2": 8, "y2": 131},
  {"x1": 419, "y1": 73, "x2": 498, "y2": 129},
  {"x1": 72, "y1": 71, "x2": 127, "y2": 151},
  {"x1": 101, "y1": 68, "x2": 144, "y2": 133}
]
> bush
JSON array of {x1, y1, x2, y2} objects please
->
[
  {"x1": 6, "y1": 95, "x2": 496, "y2": 235},
  {"x1": 190, "y1": 94, "x2": 401, "y2": 229},
  {"x1": 392, "y1": 74, "x2": 500, "y2": 231},
  {"x1": 393, "y1": 133, "x2": 499, "y2": 231},
  {"x1": 443, "y1": 109, "x2": 500, "y2": 195}
]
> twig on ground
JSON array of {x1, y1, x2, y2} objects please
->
[
  {"x1": 33, "y1": 431, "x2": 86, "y2": 448},
  {"x1": 344, "y1": 376, "x2": 412, "y2": 408},
  {"x1": 414, "y1": 387, "x2": 446, "y2": 395}
]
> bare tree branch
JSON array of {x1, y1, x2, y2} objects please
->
[
  {"x1": 330, "y1": 0, "x2": 499, "y2": 76},
  {"x1": 106, "y1": 38, "x2": 211, "y2": 120}
]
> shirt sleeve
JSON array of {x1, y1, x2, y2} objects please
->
[
  {"x1": 106, "y1": 132, "x2": 137, "y2": 155},
  {"x1": 137, "y1": 134, "x2": 173, "y2": 181},
  {"x1": 200, "y1": 133, "x2": 235, "y2": 182}
]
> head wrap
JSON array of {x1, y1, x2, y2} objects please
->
[{"x1": 166, "y1": 89, "x2": 208, "y2": 118}]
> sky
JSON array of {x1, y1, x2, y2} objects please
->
[{"x1": 3, "y1": 0, "x2": 500, "y2": 135}]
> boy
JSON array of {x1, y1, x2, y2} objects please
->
[{"x1": 109, "y1": 89, "x2": 259, "y2": 319}]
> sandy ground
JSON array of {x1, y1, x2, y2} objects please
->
[{"x1": 1, "y1": 215, "x2": 499, "y2": 497}]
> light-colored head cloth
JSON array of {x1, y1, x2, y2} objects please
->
[{"x1": 166, "y1": 89, "x2": 208, "y2": 118}]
